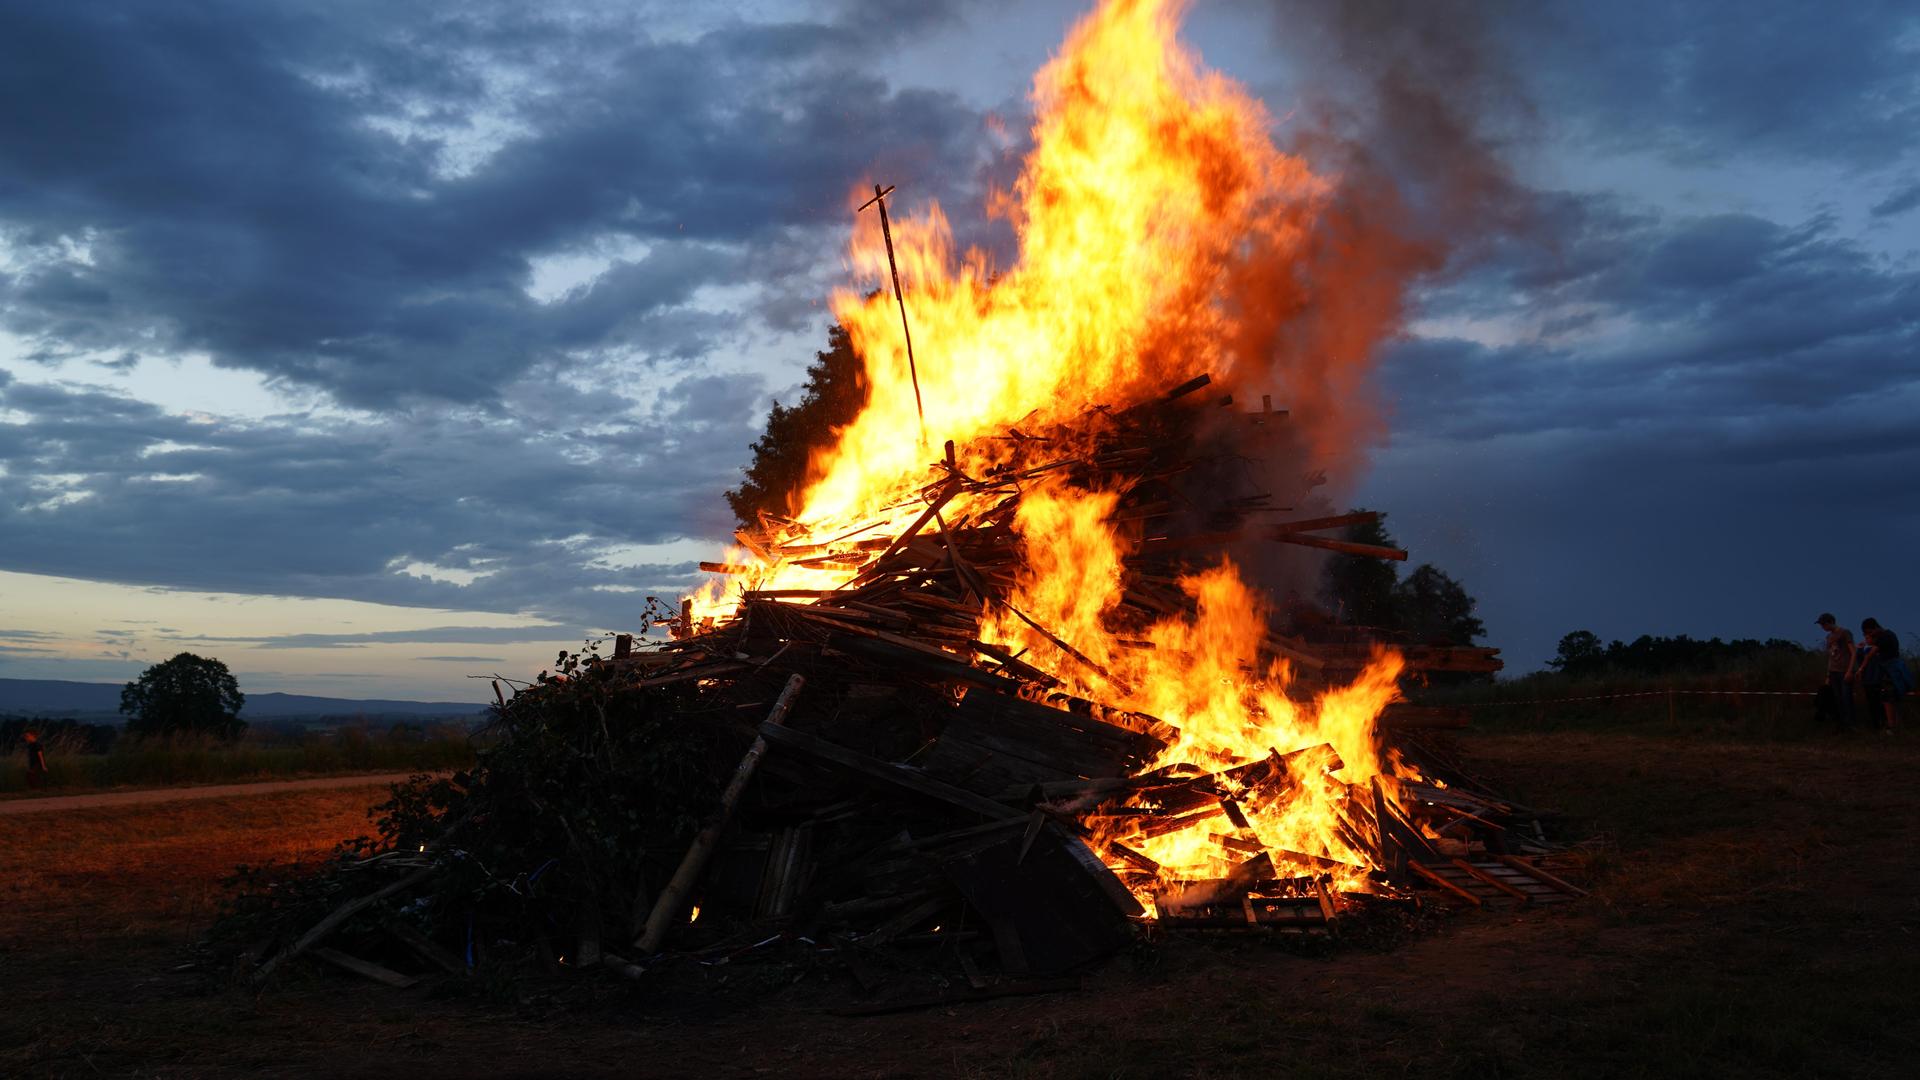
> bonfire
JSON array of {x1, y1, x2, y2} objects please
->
[{"x1": 235, "y1": 0, "x2": 1572, "y2": 995}]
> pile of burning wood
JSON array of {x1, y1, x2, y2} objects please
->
[
  {"x1": 602, "y1": 374, "x2": 1559, "y2": 972},
  {"x1": 235, "y1": 376, "x2": 1571, "y2": 996},
  {"x1": 234, "y1": 0, "x2": 1584, "y2": 996}
]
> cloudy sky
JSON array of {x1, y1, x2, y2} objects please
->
[{"x1": 2, "y1": 0, "x2": 1915, "y2": 700}]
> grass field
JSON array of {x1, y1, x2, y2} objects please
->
[
  {"x1": 2, "y1": 720, "x2": 1916, "y2": 1079},
  {"x1": 0, "y1": 728, "x2": 475, "y2": 796}
]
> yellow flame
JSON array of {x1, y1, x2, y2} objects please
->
[{"x1": 688, "y1": 0, "x2": 1416, "y2": 906}]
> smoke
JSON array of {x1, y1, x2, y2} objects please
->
[
  {"x1": 1193, "y1": 0, "x2": 1537, "y2": 611},
  {"x1": 1222, "y1": 0, "x2": 1535, "y2": 487}
]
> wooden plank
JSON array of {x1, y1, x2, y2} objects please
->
[
  {"x1": 384, "y1": 919, "x2": 465, "y2": 975},
  {"x1": 1269, "y1": 511, "x2": 1381, "y2": 535},
  {"x1": 1496, "y1": 855, "x2": 1589, "y2": 897},
  {"x1": 1452, "y1": 858, "x2": 1533, "y2": 903},
  {"x1": 310, "y1": 946, "x2": 419, "y2": 988},
  {"x1": 758, "y1": 723, "x2": 1022, "y2": 821},
  {"x1": 637, "y1": 674, "x2": 806, "y2": 952},
  {"x1": 1269, "y1": 532, "x2": 1408, "y2": 561},
  {"x1": 1407, "y1": 861, "x2": 1482, "y2": 906},
  {"x1": 253, "y1": 863, "x2": 439, "y2": 985}
]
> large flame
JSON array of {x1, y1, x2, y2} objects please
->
[{"x1": 693, "y1": 0, "x2": 1421, "y2": 906}]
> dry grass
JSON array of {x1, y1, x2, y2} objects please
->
[
  {"x1": 0, "y1": 786, "x2": 387, "y2": 949},
  {"x1": 2, "y1": 730, "x2": 1918, "y2": 1079},
  {"x1": 0, "y1": 729, "x2": 475, "y2": 796}
]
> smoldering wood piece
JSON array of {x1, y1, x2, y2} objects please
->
[
  {"x1": 1268, "y1": 511, "x2": 1382, "y2": 534},
  {"x1": 968, "y1": 639, "x2": 1060, "y2": 686},
  {"x1": 309, "y1": 946, "x2": 420, "y2": 989},
  {"x1": 858, "y1": 893, "x2": 953, "y2": 947},
  {"x1": 1106, "y1": 840, "x2": 1162, "y2": 873},
  {"x1": 1397, "y1": 780, "x2": 1511, "y2": 816},
  {"x1": 1154, "y1": 896, "x2": 1328, "y2": 930},
  {"x1": 1153, "y1": 852, "x2": 1276, "y2": 909},
  {"x1": 942, "y1": 827, "x2": 1136, "y2": 975}
]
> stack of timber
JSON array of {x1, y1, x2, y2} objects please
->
[{"x1": 241, "y1": 374, "x2": 1563, "y2": 1001}]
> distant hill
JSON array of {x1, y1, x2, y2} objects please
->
[{"x1": 0, "y1": 677, "x2": 486, "y2": 720}]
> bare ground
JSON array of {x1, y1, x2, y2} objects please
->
[{"x1": 3, "y1": 728, "x2": 1916, "y2": 1079}]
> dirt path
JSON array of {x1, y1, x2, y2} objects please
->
[{"x1": 0, "y1": 772, "x2": 417, "y2": 815}]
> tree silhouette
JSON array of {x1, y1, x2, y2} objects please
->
[
  {"x1": 724, "y1": 324, "x2": 869, "y2": 530},
  {"x1": 1549, "y1": 630, "x2": 1606, "y2": 674},
  {"x1": 1324, "y1": 509, "x2": 1486, "y2": 646},
  {"x1": 1393, "y1": 564, "x2": 1486, "y2": 645},
  {"x1": 120, "y1": 652, "x2": 246, "y2": 740},
  {"x1": 1325, "y1": 512, "x2": 1402, "y2": 627}
]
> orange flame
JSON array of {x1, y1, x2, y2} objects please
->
[{"x1": 692, "y1": 0, "x2": 1421, "y2": 906}]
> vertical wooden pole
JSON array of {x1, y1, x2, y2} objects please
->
[{"x1": 635, "y1": 674, "x2": 806, "y2": 953}]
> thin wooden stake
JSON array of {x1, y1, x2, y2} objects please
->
[
  {"x1": 857, "y1": 182, "x2": 925, "y2": 445},
  {"x1": 635, "y1": 673, "x2": 807, "y2": 953}
]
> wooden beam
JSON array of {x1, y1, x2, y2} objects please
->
[
  {"x1": 252, "y1": 864, "x2": 439, "y2": 986},
  {"x1": 1269, "y1": 532, "x2": 1408, "y2": 561},
  {"x1": 310, "y1": 946, "x2": 419, "y2": 989},
  {"x1": 757, "y1": 723, "x2": 1022, "y2": 821},
  {"x1": 636, "y1": 673, "x2": 807, "y2": 953},
  {"x1": 1269, "y1": 511, "x2": 1381, "y2": 535}
]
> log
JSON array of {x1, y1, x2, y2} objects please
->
[
  {"x1": 636, "y1": 673, "x2": 806, "y2": 953},
  {"x1": 253, "y1": 863, "x2": 439, "y2": 986}
]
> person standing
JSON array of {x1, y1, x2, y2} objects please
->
[
  {"x1": 23, "y1": 730, "x2": 49, "y2": 789},
  {"x1": 1853, "y1": 618, "x2": 1908, "y2": 734},
  {"x1": 1817, "y1": 614, "x2": 1855, "y2": 728}
]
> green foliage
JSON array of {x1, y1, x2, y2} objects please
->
[
  {"x1": 1550, "y1": 629, "x2": 1606, "y2": 672},
  {"x1": 0, "y1": 724, "x2": 475, "y2": 794},
  {"x1": 224, "y1": 656, "x2": 749, "y2": 978},
  {"x1": 2, "y1": 716, "x2": 117, "y2": 755},
  {"x1": 120, "y1": 652, "x2": 246, "y2": 740},
  {"x1": 1392, "y1": 564, "x2": 1485, "y2": 646},
  {"x1": 1322, "y1": 510, "x2": 1485, "y2": 646},
  {"x1": 724, "y1": 323, "x2": 868, "y2": 529},
  {"x1": 1547, "y1": 632, "x2": 1808, "y2": 679},
  {"x1": 1325, "y1": 513, "x2": 1401, "y2": 627}
]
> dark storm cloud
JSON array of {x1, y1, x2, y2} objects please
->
[
  {"x1": 193, "y1": 626, "x2": 575, "y2": 650},
  {"x1": 1871, "y1": 182, "x2": 1920, "y2": 220},
  {"x1": 1506, "y1": 0, "x2": 1920, "y2": 166},
  {"x1": 1386, "y1": 205, "x2": 1920, "y2": 445},
  {"x1": 0, "y1": 372, "x2": 729, "y2": 632},
  {"x1": 1369, "y1": 196, "x2": 1920, "y2": 670},
  {"x1": 0, "y1": 0, "x2": 991, "y2": 407}
]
